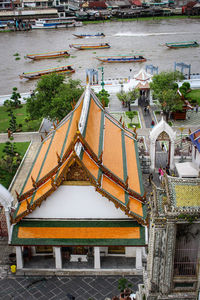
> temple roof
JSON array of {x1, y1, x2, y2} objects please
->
[
  {"x1": 134, "y1": 69, "x2": 151, "y2": 82},
  {"x1": 190, "y1": 128, "x2": 200, "y2": 152},
  {"x1": 12, "y1": 86, "x2": 146, "y2": 225},
  {"x1": 135, "y1": 82, "x2": 150, "y2": 90}
]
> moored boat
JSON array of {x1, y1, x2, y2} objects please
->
[
  {"x1": 20, "y1": 65, "x2": 75, "y2": 80},
  {"x1": 96, "y1": 55, "x2": 146, "y2": 63},
  {"x1": 73, "y1": 33, "x2": 105, "y2": 38},
  {"x1": 32, "y1": 18, "x2": 82, "y2": 29},
  {"x1": 165, "y1": 41, "x2": 199, "y2": 49},
  {"x1": 70, "y1": 43, "x2": 110, "y2": 50},
  {"x1": 25, "y1": 50, "x2": 70, "y2": 60}
]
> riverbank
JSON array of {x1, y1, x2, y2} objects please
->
[
  {"x1": 0, "y1": 15, "x2": 200, "y2": 32},
  {"x1": 83, "y1": 15, "x2": 200, "y2": 24}
]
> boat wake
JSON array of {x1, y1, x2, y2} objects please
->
[{"x1": 114, "y1": 32, "x2": 194, "y2": 37}]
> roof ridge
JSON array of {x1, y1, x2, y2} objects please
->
[{"x1": 75, "y1": 85, "x2": 91, "y2": 157}]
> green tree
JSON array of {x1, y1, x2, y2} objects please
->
[
  {"x1": 117, "y1": 88, "x2": 139, "y2": 111},
  {"x1": 117, "y1": 90, "x2": 129, "y2": 107},
  {"x1": 10, "y1": 87, "x2": 21, "y2": 108},
  {"x1": 95, "y1": 89, "x2": 110, "y2": 107},
  {"x1": 126, "y1": 111, "x2": 135, "y2": 123},
  {"x1": 4, "y1": 87, "x2": 21, "y2": 110},
  {"x1": 26, "y1": 74, "x2": 83, "y2": 121},
  {"x1": 0, "y1": 142, "x2": 21, "y2": 174},
  {"x1": 179, "y1": 82, "x2": 191, "y2": 98},
  {"x1": 8, "y1": 109, "x2": 17, "y2": 132},
  {"x1": 150, "y1": 71, "x2": 184, "y2": 121}
]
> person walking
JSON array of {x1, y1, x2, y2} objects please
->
[
  {"x1": 166, "y1": 164, "x2": 170, "y2": 175},
  {"x1": 196, "y1": 104, "x2": 199, "y2": 113},
  {"x1": 158, "y1": 167, "x2": 164, "y2": 182},
  {"x1": 151, "y1": 120, "x2": 155, "y2": 128},
  {"x1": 148, "y1": 173, "x2": 153, "y2": 186}
]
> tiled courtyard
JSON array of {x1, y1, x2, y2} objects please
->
[{"x1": 0, "y1": 275, "x2": 142, "y2": 300}]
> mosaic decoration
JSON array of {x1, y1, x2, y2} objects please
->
[{"x1": 167, "y1": 176, "x2": 200, "y2": 209}]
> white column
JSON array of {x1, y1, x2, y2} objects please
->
[
  {"x1": 170, "y1": 140, "x2": 175, "y2": 170},
  {"x1": 94, "y1": 247, "x2": 101, "y2": 269},
  {"x1": 149, "y1": 91, "x2": 154, "y2": 106},
  {"x1": 150, "y1": 141, "x2": 156, "y2": 171},
  {"x1": 16, "y1": 246, "x2": 23, "y2": 269},
  {"x1": 145, "y1": 226, "x2": 148, "y2": 244},
  {"x1": 136, "y1": 247, "x2": 143, "y2": 270},
  {"x1": 54, "y1": 247, "x2": 62, "y2": 269}
]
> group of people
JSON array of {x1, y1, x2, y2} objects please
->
[
  {"x1": 144, "y1": 105, "x2": 150, "y2": 115},
  {"x1": 148, "y1": 164, "x2": 170, "y2": 186},
  {"x1": 143, "y1": 105, "x2": 155, "y2": 128}
]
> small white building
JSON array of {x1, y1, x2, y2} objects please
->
[
  {"x1": 175, "y1": 128, "x2": 200, "y2": 178},
  {"x1": 21, "y1": 0, "x2": 49, "y2": 8},
  {"x1": 190, "y1": 128, "x2": 200, "y2": 171}
]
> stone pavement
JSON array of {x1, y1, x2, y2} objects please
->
[{"x1": 0, "y1": 274, "x2": 142, "y2": 300}]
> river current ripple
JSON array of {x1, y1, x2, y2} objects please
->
[{"x1": 0, "y1": 18, "x2": 200, "y2": 94}]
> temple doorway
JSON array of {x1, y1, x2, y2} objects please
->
[
  {"x1": 155, "y1": 132, "x2": 171, "y2": 169},
  {"x1": 150, "y1": 118, "x2": 176, "y2": 171},
  {"x1": 138, "y1": 89, "x2": 150, "y2": 107}
]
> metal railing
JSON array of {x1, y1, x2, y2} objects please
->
[{"x1": 174, "y1": 248, "x2": 197, "y2": 276}]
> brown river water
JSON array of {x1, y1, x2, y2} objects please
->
[{"x1": 0, "y1": 18, "x2": 200, "y2": 94}]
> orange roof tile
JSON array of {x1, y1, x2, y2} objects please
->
[
  {"x1": 82, "y1": 152, "x2": 99, "y2": 180},
  {"x1": 18, "y1": 226, "x2": 140, "y2": 240},
  {"x1": 103, "y1": 116, "x2": 124, "y2": 181},
  {"x1": 102, "y1": 175, "x2": 126, "y2": 204},
  {"x1": 84, "y1": 97, "x2": 102, "y2": 156},
  {"x1": 125, "y1": 135, "x2": 141, "y2": 194},
  {"x1": 129, "y1": 196, "x2": 143, "y2": 217}
]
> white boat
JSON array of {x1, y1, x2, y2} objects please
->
[{"x1": 32, "y1": 18, "x2": 82, "y2": 29}]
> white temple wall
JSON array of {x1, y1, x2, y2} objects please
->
[{"x1": 26, "y1": 185, "x2": 130, "y2": 219}]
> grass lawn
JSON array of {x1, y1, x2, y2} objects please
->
[
  {"x1": 0, "y1": 142, "x2": 30, "y2": 159},
  {"x1": 185, "y1": 89, "x2": 200, "y2": 105},
  {"x1": 0, "y1": 104, "x2": 42, "y2": 133},
  {"x1": 128, "y1": 122, "x2": 141, "y2": 129},
  {"x1": 0, "y1": 141, "x2": 30, "y2": 188}
]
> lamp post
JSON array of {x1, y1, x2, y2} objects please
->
[
  {"x1": 98, "y1": 67, "x2": 104, "y2": 90},
  {"x1": 179, "y1": 125, "x2": 184, "y2": 162}
]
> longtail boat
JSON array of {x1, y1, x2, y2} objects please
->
[
  {"x1": 165, "y1": 41, "x2": 199, "y2": 49},
  {"x1": 25, "y1": 50, "x2": 70, "y2": 60},
  {"x1": 96, "y1": 55, "x2": 146, "y2": 63},
  {"x1": 70, "y1": 43, "x2": 110, "y2": 50},
  {"x1": 73, "y1": 33, "x2": 105, "y2": 38},
  {"x1": 20, "y1": 65, "x2": 75, "y2": 80}
]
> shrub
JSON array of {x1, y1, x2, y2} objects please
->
[
  {"x1": 182, "y1": 82, "x2": 190, "y2": 90},
  {"x1": 95, "y1": 89, "x2": 110, "y2": 107}
]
